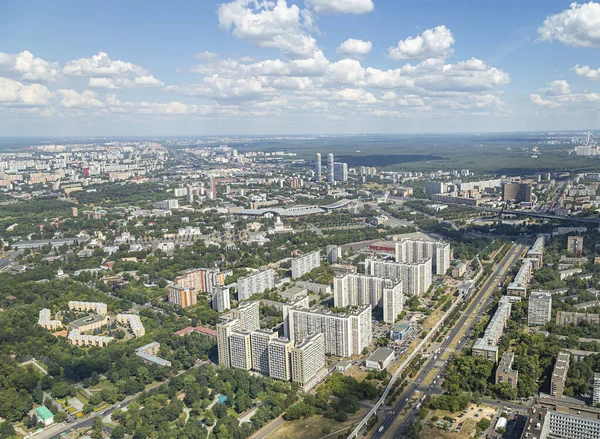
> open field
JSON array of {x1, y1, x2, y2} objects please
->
[{"x1": 273, "y1": 407, "x2": 369, "y2": 439}]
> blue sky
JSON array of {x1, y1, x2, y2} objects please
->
[{"x1": 1, "y1": 0, "x2": 600, "y2": 135}]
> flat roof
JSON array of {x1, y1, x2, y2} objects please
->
[
  {"x1": 367, "y1": 347, "x2": 395, "y2": 363},
  {"x1": 70, "y1": 314, "x2": 106, "y2": 328},
  {"x1": 35, "y1": 406, "x2": 54, "y2": 420}
]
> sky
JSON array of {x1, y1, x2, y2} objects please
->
[{"x1": 1, "y1": 0, "x2": 600, "y2": 136}]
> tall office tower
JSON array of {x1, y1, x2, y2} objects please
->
[
  {"x1": 250, "y1": 329, "x2": 277, "y2": 375},
  {"x1": 217, "y1": 318, "x2": 239, "y2": 367},
  {"x1": 209, "y1": 175, "x2": 216, "y2": 199},
  {"x1": 315, "y1": 153, "x2": 322, "y2": 181},
  {"x1": 290, "y1": 332, "x2": 326, "y2": 391},
  {"x1": 237, "y1": 269, "x2": 275, "y2": 301},
  {"x1": 528, "y1": 291, "x2": 552, "y2": 326},
  {"x1": 334, "y1": 162, "x2": 348, "y2": 182},
  {"x1": 593, "y1": 373, "x2": 600, "y2": 406},
  {"x1": 268, "y1": 337, "x2": 293, "y2": 381},
  {"x1": 167, "y1": 285, "x2": 197, "y2": 308},
  {"x1": 327, "y1": 153, "x2": 335, "y2": 183},
  {"x1": 232, "y1": 301, "x2": 260, "y2": 332},
  {"x1": 212, "y1": 286, "x2": 231, "y2": 313},
  {"x1": 383, "y1": 281, "x2": 403, "y2": 324},
  {"x1": 291, "y1": 250, "x2": 321, "y2": 279},
  {"x1": 229, "y1": 330, "x2": 252, "y2": 370}
]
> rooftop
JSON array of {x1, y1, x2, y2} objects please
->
[
  {"x1": 35, "y1": 406, "x2": 54, "y2": 421},
  {"x1": 367, "y1": 347, "x2": 395, "y2": 363},
  {"x1": 70, "y1": 314, "x2": 107, "y2": 329}
]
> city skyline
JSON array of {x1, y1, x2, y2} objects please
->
[{"x1": 2, "y1": 1, "x2": 600, "y2": 136}]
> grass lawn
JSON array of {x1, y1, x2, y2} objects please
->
[
  {"x1": 88, "y1": 380, "x2": 116, "y2": 392},
  {"x1": 75, "y1": 389, "x2": 89, "y2": 405},
  {"x1": 272, "y1": 407, "x2": 368, "y2": 439}
]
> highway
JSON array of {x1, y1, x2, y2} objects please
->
[{"x1": 370, "y1": 243, "x2": 525, "y2": 439}]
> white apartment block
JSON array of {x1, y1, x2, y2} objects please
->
[
  {"x1": 217, "y1": 318, "x2": 239, "y2": 367},
  {"x1": 229, "y1": 330, "x2": 252, "y2": 370},
  {"x1": 116, "y1": 314, "x2": 145, "y2": 337},
  {"x1": 237, "y1": 269, "x2": 275, "y2": 301},
  {"x1": 232, "y1": 301, "x2": 260, "y2": 332},
  {"x1": 507, "y1": 259, "x2": 535, "y2": 297},
  {"x1": 288, "y1": 305, "x2": 371, "y2": 357},
  {"x1": 38, "y1": 309, "x2": 61, "y2": 330},
  {"x1": 383, "y1": 281, "x2": 404, "y2": 324},
  {"x1": 268, "y1": 337, "x2": 293, "y2": 381},
  {"x1": 68, "y1": 330, "x2": 114, "y2": 347},
  {"x1": 282, "y1": 295, "x2": 310, "y2": 340},
  {"x1": 593, "y1": 373, "x2": 600, "y2": 406},
  {"x1": 68, "y1": 301, "x2": 107, "y2": 315},
  {"x1": 528, "y1": 291, "x2": 552, "y2": 326},
  {"x1": 290, "y1": 332, "x2": 327, "y2": 391},
  {"x1": 291, "y1": 250, "x2": 321, "y2": 279},
  {"x1": 395, "y1": 239, "x2": 451, "y2": 275},
  {"x1": 366, "y1": 258, "x2": 432, "y2": 296},
  {"x1": 212, "y1": 286, "x2": 231, "y2": 313},
  {"x1": 472, "y1": 296, "x2": 514, "y2": 363},
  {"x1": 546, "y1": 408, "x2": 600, "y2": 439},
  {"x1": 250, "y1": 329, "x2": 277, "y2": 375},
  {"x1": 527, "y1": 237, "x2": 545, "y2": 269}
]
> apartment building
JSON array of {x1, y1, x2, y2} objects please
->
[
  {"x1": 250, "y1": 329, "x2": 277, "y2": 375},
  {"x1": 365, "y1": 258, "x2": 432, "y2": 296},
  {"x1": 282, "y1": 295, "x2": 310, "y2": 340},
  {"x1": 333, "y1": 272, "x2": 403, "y2": 315},
  {"x1": 68, "y1": 330, "x2": 114, "y2": 347},
  {"x1": 472, "y1": 296, "x2": 514, "y2": 363},
  {"x1": 290, "y1": 333, "x2": 327, "y2": 391},
  {"x1": 551, "y1": 351, "x2": 570, "y2": 398},
  {"x1": 507, "y1": 259, "x2": 535, "y2": 297},
  {"x1": 528, "y1": 291, "x2": 552, "y2": 326},
  {"x1": 237, "y1": 269, "x2": 275, "y2": 301},
  {"x1": 556, "y1": 311, "x2": 600, "y2": 326},
  {"x1": 212, "y1": 286, "x2": 231, "y2": 313},
  {"x1": 217, "y1": 318, "x2": 239, "y2": 367},
  {"x1": 167, "y1": 285, "x2": 197, "y2": 308},
  {"x1": 268, "y1": 337, "x2": 293, "y2": 381},
  {"x1": 232, "y1": 301, "x2": 260, "y2": 332},
  {"x1": 173, "y1": 267, "x2": 225, "y2": 294},
  {"x1": 68, "y1": 301, "x2": 107, "y2": 315},
  {"x1": 116, "y1": 314, "x2": 145, "y2": 337},
  {"x1": 383, "y1": 281, "x2": 404, "y2": 324},
  {"x1": 229, "y1": 330, "x2": 253, "y2": 370},
  {"x1": 495, "y1": 352, "x2": 519, "y2": 388},
  {"x1": 287, "y1": 305, "x2": 371, "y2": 357},
  {"x1": 38, "y1": 309, "x2": 61, "y2": 330},
  {"x1": 395, "y1": 239, "x2": 451, "y2": 275},
  {"x1": 291, "y1": 250, "x2": 321, "y2": 279},
  {"x1": 594, "y1": 373, "x2": 600, "y2": 406},
  {"x1": 567, "y1": 236, "x2": 584, "y2": 256},
  {"x1": 526, "y1": 237, "x2": 545, "y2": 269}
]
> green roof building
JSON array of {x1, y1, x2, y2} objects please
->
[{"x1": 35, "y1": 406, "x2": 54, "y2": 426}]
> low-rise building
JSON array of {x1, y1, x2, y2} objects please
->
[
  {"x1": 135, "y1": 342, "x2": 171, "y2": 367},
  {"x1": 70, "y1": 314, "x2": 108, "y2": 333},
  {"x1": 365, "y1": 348, "x2": 395, "y2": 371},
  {"x1": 38, "y1": 308, "x2": 61, "y2": 330},
  {"x1": 68, "y1": 301, "x2": 107, "y2": 315},
  {"x1": 116, "y1": 314, "x2": 145, "y2": 337},
  {"x1": 495, "y1": 352, "x2": 518, "y2": 388}
]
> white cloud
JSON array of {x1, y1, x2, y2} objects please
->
[
  {"x1": 107, "y1": 94, "x2": 212, "y2": 115},
  {"x1": 530, "y1": 93, "x2": 563, "y2": 108},
  {"x1": 63, "y1": 52, "x2": 147, "y2": 77},
  {"x1": 166, "y1": 75, "x2": 273, "y2": 101},
  {"x1": 0, "y1": 50, "x2": 60, "y2": 81},
  {"x1": 89, "y1": 77, "x2": 129, "y2": 89},
  {"x1": 572, "y1": 64, "x2": 600, "y2": 81},
  {"x1": 337, "y1": 38, "x2": 372, "y2": 58},
  {"x1": 538, "y1": 2, "x2": 600, "y2": 47},
  {"x1": 0, "y1": 77, "x2": 52, "y2": 106},
  {"x1": 217, "y1": 0, "x2": 319, "y2": 59},
  {"x1": 134, "y1": 75, "x2": 164, "y2": 87},
  {"x1": 388, "y1": 25, "x2": 455, "y2": 60},
  {"x1": 306, "y1": 0, "x2": 374, "y2": 15},
  {"x1": 414, "y1": 58, "x2": 510, "y2": 92},
  {"x1": 58, "y1": 89, "x2": 104, "y2": 108},
  {"x1": 545, "y1": 80, "x2": 571, "y2": 96}
]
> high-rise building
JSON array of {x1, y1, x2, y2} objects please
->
[
  {"x1": 167, "y1": 285, "x2": 197, "y2": 308},
  {"x1": 383, "y1": 281, "x2": 404, "y2": 324},
  {"x1": 502, "y1": 183, "x2": 532, "y2": 203},
  {"x1": 365, "y1": 258, "x2": 432, "y2": 296},
  {"x1": 217, "y1": 318, "x2": 239, "y2": 367},
  {"x1": 567, "y1": 236, "x2": 584, "y2": 256},
  {"x1": 333, "y1": 272, "x2": 402, "y2": 317},
  {"x1": 212, "y1": 286, "x2": 231, "y2": 313},
  {"x1": 291, "y1": 250, "x2": 321, "y2": 279},
  {"x1": 551, "y1": 351, "x2": 570, "y2": 398},
  {"x1": 395, "y1": 239, "x2": 451, "y2": 276},
  {"x1": 327, "y1": 153, "x2": 335, "y2": 183},
  {"x1": 528, "y1": 291, "x2": 552, "y2": 326},
  {"x1": 526, "y1": 237, "x2": 545, "y2": 268},
  {"x1": 173, "y1": 268, "x2": 225, "y2": 294},
  {"x1": 290, "y1": 332, "x2": 326, "y2": 391},
  {"x1": 237, "y1": 269, "x2": 275, "y2": 301},
  {"x1": 315, "y1": 153, "x2": 322, "y2": 182},
  {"x1": 472, "y1": 296, "x2": 513, "y2": 363},
  {"x1": 288, "y1": 305, "x2": 371, "y2": 357},
  {"x1": 268, "y1": 337, "x2": 293, "y2": 381},
  {"x1": 593, "y1": 373, "x2": 600, "y2": 406},
  {"x1": 334, "y1": 162, "x2": 348, "y2": 182},
  {"x1": 229, "y1": 330, "x2": 252, "y2": 370},
  {"x1": 282, "y1": 295, "x2": 310, "y2": 340},
  {"x1": 250, "y1": 329, "x2": 277, "y2": 375},
  {"x1": 232, "y1": 301, "x2": 260, "y2": 332},
  {"x1": 208, "y1": 174, "x2": 217, "y2": 199},
  {"x1": 424, "y1": 181, "x2": 446, "y2": 195}
]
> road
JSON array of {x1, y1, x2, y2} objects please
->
[{"x1": 371, "y1": 243, "x2": 525, "y2": 439}]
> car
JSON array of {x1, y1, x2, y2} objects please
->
[{"x1": 474, "y1": 414, "x2": 479, "y2": 418}]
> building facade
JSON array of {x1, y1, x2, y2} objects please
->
[
  {"x1": 291, "y1": 250, "x2": 321, "y2": 279},
  {"x1": 268, "y1": 337, "x2": 293, "y2": 381},
  {"x1": 212, "y1": 286, "x2": 231, "y2": 313},
  {"x1": 250, "y1": 329, "x2": 277, "y2": 375},
  {"x1": 395, "y1": 239, "x2": 451, "y2": 276},
  {"x1": 237, "y1": 269, "x2": 275, "y2": 301},
  {"x1": 551, "y1": 351, "x2": 570, "y2": 398},
  {"x1": 290, "y1": 332, "x2": 327, "y2": 391},
  {"x1": 232, "y1": 301, "x2": 260, "y2": 332},
  {"x1": 229, "y1": 330, "x2": 252, "y2": 370},
  {"x1": 366, "y1": 258, "x2": 432, "y2": 296},
  {"x1": 167, "y1": 285, "x2": 197, "y2": 308},
  {"x1": 528, "y1": 291, "x2": 552, "y2": 326}
]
